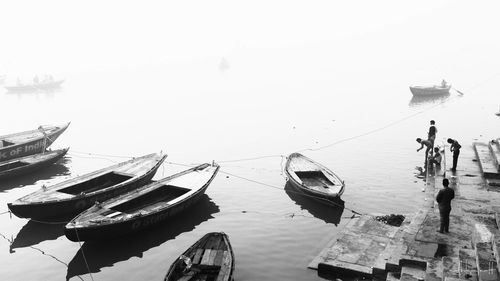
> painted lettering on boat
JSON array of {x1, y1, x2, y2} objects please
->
[
  {"x1": 131, "y1": 211, "x2": 172, "y2": 230},
  {"x1": 0, "y1": 140, "x2": 47, "y2": 161}
]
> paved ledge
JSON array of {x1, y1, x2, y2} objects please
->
[{"x1": 310, "y1": 141, "x2": 500, "y2": 280}]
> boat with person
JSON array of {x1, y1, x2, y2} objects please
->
[
  {"x1": 0, "y1": 148, "x2": 69, "y2": 180},
  {"x1": 4, "y1": 78, "x2": 65, "y2": 92},
  {"x1": 0, "y1": 123, "x2": 70, "y2": 162},
  {"x1": 285, "y1": 153, "x2": 345, "y2": 200},
  {"x1": 164, "y1": 232, "x2": 235, "y2": 281},
  {"x1": 64, "y1": 162, "x2": 219, "y2": 241},
  {"x1": 8, "y1": 152, "x2": 167, "y2": 220},
  {"x1": 409, "y1": 79, "x2": 451, "y2": 96}
]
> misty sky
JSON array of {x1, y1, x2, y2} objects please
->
[{"x1": 0, "y1": 1, "x2": 499, "y2": 77}]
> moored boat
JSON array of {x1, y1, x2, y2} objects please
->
[
  {"x1": 64, "y1": 163, "x2": 219, "y2": 241},
  {"x1": 285, "y1": 153, "x2": 344, "y2": 200},
  {"x1": 8, "y1": 152, "x2": 167, "y2": 219},
  {"x1": 0, "y1": 148, "x2": 69, "y2": 180},
  {"x1": 164, "y1": 232, "x2": 235, "y2": 281},
  {"x1": 0, "y1": 123, "x2": 70, "y2": 162}
]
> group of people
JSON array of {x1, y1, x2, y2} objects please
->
[
  {"x1": 415, "y1": 120, "x2": 461, "y2": 171},
  {"x1": 415, "y1": 120, "x2": 461, "y2": 234}
]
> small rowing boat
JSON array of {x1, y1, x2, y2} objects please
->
[
  {"x1": 64, "y1": 163, "x2": 219, "y2": 241},
  {"x1": 0, "y1": 123, "x2": 70, "y2": 162},
  {"x1": 0, "y1": 148, "x2": 69, "y2": 180},
  {"x1": 285, "y1": 153, "x2": 345, "y2": 200},
  {"x1": 409, "y1": 80, "x2": 451, "y2": 96},
  {"x1": 4, "y1": 79, "x2": 65, "y2": 92},
  {"x1": 164, "y1": 232, "x2": 235, "y2": 281},
  {"x1": 8, "y1": 152, "x2": 167, "y2": 219}
]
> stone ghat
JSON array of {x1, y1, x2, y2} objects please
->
[{"x1": 309, "y1": 140, "x2": 500, "y2": 281}]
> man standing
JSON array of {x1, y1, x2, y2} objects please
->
[
  {"x1": 447, "y1": 138, "x2": 461, "y2": 171},
  {"x1": 428, "y1": 120, "x2": 437, "y2": 148},
  {"x1": 436, "y1": 178, "x2": 454, "y2": 233}
]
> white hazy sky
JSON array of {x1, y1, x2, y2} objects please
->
[{"x1": 0, "y1": 1, "x2": 499, "y2": 74}]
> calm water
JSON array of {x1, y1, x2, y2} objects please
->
[{"x1": 1, "y1": 2, "x2": 500, "y2": 281}]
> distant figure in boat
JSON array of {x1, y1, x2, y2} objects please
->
[
  {"x1": 436, "y1": 178, "x2": 454, "y2": 233},
  {"x1": 428, "y1": 147, "x2": 442, "y2": 169},
  {"x1": 428, "y1": 120, "x2": 437, "y2": 149},
  {"x1": 416, "y1": 138, "x2": 433, "y2": 165},
  {"x1": 447, "y1": 138, "x2": 461, "y2": 172},
  {"x1": 441, "y1": 79, "x2": 447, "y2": 88}
]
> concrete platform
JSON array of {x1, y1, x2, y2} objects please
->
[{"x1": 310, "y1": 141, "x2": 500, "y2": 280}]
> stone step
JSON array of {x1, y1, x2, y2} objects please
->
[
  {"x1": 474, "y1": 242, "x2": 499, "y2": 281},
  {"x1": 443, "y1": 256, "x2": 460, "y2": 280},
  {"x1": 386, "y1": 271, "x2": 401, "y2": 281},
  {"x1": 426, "y1": 258, "x2": 444, "y2": 281},
  {"x1": 459, "y1": 248, "x2": 479, "y2": 281},
  {"x1": 473, "y1": 143, "x2": 500, "y2": 179},
  {"x1": 491, "y1": 235, "x2": 500, "y2": 279},
  {"x1": 489, "y1": 140, "x2": 500, "y2": 172},
  {"x1": 400, "y1": 264, "x2": 426, "y2": 281}
]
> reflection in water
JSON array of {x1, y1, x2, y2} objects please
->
[
  {"x1": 284, "y1": 183, "x2": 345, "y2": 225},
  {"x1": 5, "y1": 87, "x2": 62, "y2": 99},
  {"x1": 0, "y1": 159, "x2": 71, "y2": 192},
  {"x1": 10, "y1": 220, "x2": 66, "y2": 252},
  {"x1": 66, "y1": 195, "x2": 219, "y2": 281},
  {"x1": 408, "y1": 93, "x2": 451, "y2": 107}
]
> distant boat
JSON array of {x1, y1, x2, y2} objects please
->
[
  {"x1": 64, "y1": 163, "x2": 219, "y2": 241},
  {"x1": 163, "y1": 232, "x2": 235, "y2": 281},
  {"x1": 8, "y1": 152, "x2": 167, "y2": 220},
  {"x1": 496, "y1": 106, "x2": 500, "y2": 116},
  {"x1": 0, "y1": 123, "x2": 70, "y2": 162},
  {"x1": 409, "y1": 81, "x2": 451, "y2": 96},
  {"x1": 4, "y1": 79, "x2": 65, "y2": 92},
  {"x1": 0, "y1": 148, "x2": 68, "y2": 180},
  {"x1": 285, "y1": 153, "x2": 345, "y2": 200}
]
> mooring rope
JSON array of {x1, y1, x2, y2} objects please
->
[{"x1": 73, "y1": 226, "x2": 95, "y2": 281}]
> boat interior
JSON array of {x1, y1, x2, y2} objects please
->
[
  {"x1": 295, "y1": 171, "x2": 335, "y2": 188},
  {"x1": 170, "y1": 234, "x2": 230, "y2": 281},
  {"x1": 111, "y1": 185, "x2": 190, "y2": 213},
  {"x1": 58, "y1": 172, "x2": 133, "y2": 195},
  {"x1": 1, "y1": 140, "x2": 15, "y2": 147},
  {"x1": 0, "y1": 161, "x2": 28, "y2": 172}
]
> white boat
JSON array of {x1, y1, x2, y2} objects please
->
[{"x1": 409, "y1": 80, "x2": 451, "y2": 96}]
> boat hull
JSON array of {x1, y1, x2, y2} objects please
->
[
  {"x1": 164, "y1": 232, "x2": 235, "y2": 281},
  {"x1": 285, "y1": 174, "x2": 344, "y2": 200},
  {"x1": 0, "y1": 148, "x2": 68, "y2": 180},
  {"x1": 64, "y1": 180, "x2": 212, "y2": 241},
  {"x1": 8, "y1": 170, "x2": 157, "y2": 220},
  {"x1": 409, "y1": 86, "x2": 450, "y2": 96},
  {"x1": 0, "y1": 123, "x2": 69, "y2": 162}
]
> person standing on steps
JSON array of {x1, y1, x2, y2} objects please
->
[
  {"x1": 416, "y1": 138, "x2": 433, "y2": 165},
  {"x1": 436, "y1": 178, "x2": 454, "y2": 233},
  {"x1": 447, "y1": 138, "x2": 461, "y2": 171},
  {"x1": 428, "y1": 120, "x2": 437, "y2": 150}
]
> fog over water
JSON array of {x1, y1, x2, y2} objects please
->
[{"x1": 0, "y1": 1, "x2": 499, "y2": 280}]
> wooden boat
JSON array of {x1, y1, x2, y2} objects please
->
[
  {"x1": 164, "y1": 232, "x2": 234, "y2": 281},
  {"x1": 409, "y1": 83, "x2": 451, "y2": 96},
  {"x1": 64, "y1": 163, "x2": 219, "y2": 241},
  {"x1": 0, "y1": 148, "x2": 69, "y2": 180},
  {"x1": 285, "y1": 153, "x2": 344, "y2": 200},
  {"x1": 8, "y1": 152, "x2": 167, "y2": 219},
  {"x1": 0, "y1": 123, "x2": 70, "y2": 162},
  {"x1": 4, "y1": 79, "x2": 65, "y2": 92}
]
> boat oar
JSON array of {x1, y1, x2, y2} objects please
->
[{"x1": 453, "y1": 87, "x2": 465, "y2": 96}]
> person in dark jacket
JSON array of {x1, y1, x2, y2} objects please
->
[
  {"x1": 428, "y1": 120, "x2": 437, "y2": 148},
  {"x1": 447, "y1": 138, "x2": 461, "y2": 171},
  {"x1": 436, "y1": 178, "x2": 454, "y2": 233}
]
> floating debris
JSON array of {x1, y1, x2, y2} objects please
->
[{"x1": 375, "y1": 214, "x2": 405, "y2": 227}]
